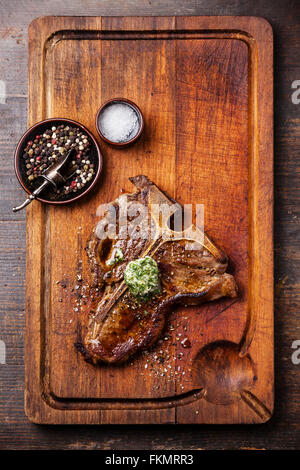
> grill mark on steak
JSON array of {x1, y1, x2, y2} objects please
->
[{"x1": 78, "y1": 176, "x2": 238, "y2": 365}]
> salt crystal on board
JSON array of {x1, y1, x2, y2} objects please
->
[{"x1": 98, "y1": 103, "x2": 140, "y2": 143}]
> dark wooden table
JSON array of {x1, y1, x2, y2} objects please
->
[{"x1": 0, "y1": 0, "x2": 299, "y2": 450}]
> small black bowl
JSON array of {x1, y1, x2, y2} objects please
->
[
  {"x1": 95, "y1": 98, "x2": 144, "y2": 147},
  {"x1": 14, "y1": 118, "x2": 103, "y2": 205}
]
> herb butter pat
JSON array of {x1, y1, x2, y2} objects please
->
[{"x1": 124, "y1": 256, "x2": 160, "y2": 301}]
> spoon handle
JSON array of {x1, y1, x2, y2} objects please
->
[
  {"x1": 12, "y1": 194, "x2": 36, "y2": 212},
  {"x1": 12, "y1": 179, "x2": 49, "y2": 213}
]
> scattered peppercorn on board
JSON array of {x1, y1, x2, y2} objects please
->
[{"x1": 25, "y1": 16, "x2": 273, "y2": 424}]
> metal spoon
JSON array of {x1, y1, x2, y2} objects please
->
[{"x1": 13, "y1": 148, "x2": 77, "y2": 212}]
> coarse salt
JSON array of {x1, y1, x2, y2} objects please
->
[{"x1": 98, "y1": 102, "x2": 140, "y2": 143}]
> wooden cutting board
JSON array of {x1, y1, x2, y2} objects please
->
[{"x1": 25, "y1": 16, "x2": 273, "y2": 424}]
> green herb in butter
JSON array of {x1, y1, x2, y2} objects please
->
[
  {"x1": 124, "y1": 256, "x2": 160, "y2": 301},
  {"x1": 106, "y1": 247, "x2": 124, "y2": 267}
]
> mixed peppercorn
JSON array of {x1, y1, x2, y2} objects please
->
[{"x1": 21, "y1": 124, "x2": 96, "y2": 200}]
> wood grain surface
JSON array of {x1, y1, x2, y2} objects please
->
[
  {"x1": 0, "y1": 0, "x2": 299, "y2": 449},
  {"x1": 24, "y1": 15, "x2": 273, "y2": 425}
]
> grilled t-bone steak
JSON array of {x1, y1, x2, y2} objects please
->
[{"x1": 77, "y1": 176, "x2": 238, "y2": 364}]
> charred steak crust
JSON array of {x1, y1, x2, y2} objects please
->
[
  {"x1": 78, "y1": 176, "x2": 238, "y2": 365},
  {"x1": 86, "y1": 177, "x2": 153, "y2": 287}
]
